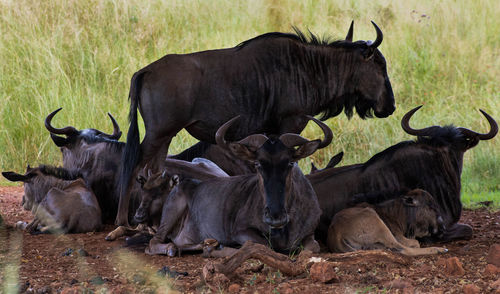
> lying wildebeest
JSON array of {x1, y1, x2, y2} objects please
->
[
  {"x1": 116, "y1": 21, "x2": 396, "y2": 227},
  {"x1": 134, "y1": 157, "x2": 229, "y2": 224},
  {"x1": 45, "y1": 108, "x2": 252, "y2": 226},
  {"x1": 328, "y1": 189, "x2": 448, "y2": 256},
  {"x1": 2, "y1": 166, "x2": 101, "y2": 233},
  {"x1": 45, "y1": 108, "x2": 124, "y2": 223},
  {"x1": 105, "y1": 157, "x2": 233, "y2": 243},
  {"x1": 308, "y1": 106, "x2": 498, "y2": 243},
  {"x1": 146, "y1": 115, "x2": 332, "y2": 256}
]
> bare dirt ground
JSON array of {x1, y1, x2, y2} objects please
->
[{"x1": 1, "y1": 186, "x2": 499, "y2": 293}]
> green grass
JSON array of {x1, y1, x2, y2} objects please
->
[{"x1": 0, "y1": 0, "x2": 498, "y2": 206}]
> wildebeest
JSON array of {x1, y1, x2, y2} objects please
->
[
  {"x1": 44, "y1": 108, "x2": 252, "y2": 226},
  {"x1": 2, "y1": 166, "x2": 101, "y2": 233},
  {"x1": 328, "y1": 189, "x2": 448, "y2": 256},
  {"x1": 308, "y1": 106, "x2": 498, "y2": 243},
  {"x1": 134, "y1": 157, "x2": 229, "y2": 224},
  {"x1": 116, "y1": 21, "x2": 396, "y2": 226},
  {"x1": 45, "y1": 108, "x2": 124, "y2": 223},
  {"x1": 145, "y1": 115, "x2": 332, "y2": 256}
]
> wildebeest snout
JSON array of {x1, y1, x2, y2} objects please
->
[
  {"x1": 134, "y1": 207, "x2": 148, "y2": 224},
  {"x1": 263, "y1": 207, "x2": 289, "y2": 228}
]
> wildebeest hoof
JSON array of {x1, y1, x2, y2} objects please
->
[
  {"x1": 202, "y1": 239, "x2": 219, "y2": 258},
  {"x1": 15, "y1": 221, "x2": 28, "y2": 230},
  {"x1": 166, "y1": 243, "x2": 178, "y2": 257}
]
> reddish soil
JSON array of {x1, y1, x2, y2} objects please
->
[{"x1": 1, "y1": 186, "x2": 499, "y2": 293}]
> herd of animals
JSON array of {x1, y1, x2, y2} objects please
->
[{"x1": 2, "y1": 21, "x2": 498, "y2": 258}]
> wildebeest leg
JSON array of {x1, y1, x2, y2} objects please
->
[
  {"x1": 370, "y1": 222, "x2": 447, "y2": 256},
  {"x1": 439, "y1": 223, "x2": 473, "y2": 242},
  {"x1": 301, "y1": 234, "x2": 320, "y2": 253},
  {"x1": 25, "y1": 218, "x2": 41, "y2": 233},
  {"x1": 394, "y1": 233, "x2": 420, "y2": 248},
  {"x1": 114, "y1": 134, "x2": 174, "y2": 228},
  {"x1": 105, "y1": 223, "x2": 151, "y2": 241}
]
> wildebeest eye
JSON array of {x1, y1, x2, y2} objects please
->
[
  {"x1": 254, "y1": 162, "x2": 261, "y2": 169},
  {"x1": 288, "y1": 162, "x2": 295, "y2": 168}
]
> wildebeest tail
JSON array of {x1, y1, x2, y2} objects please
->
[{"x1": 118, "y1": 71, "x2": 145, "y2": 200}]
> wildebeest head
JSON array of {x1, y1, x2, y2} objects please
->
[
  {"x1": 323, "y1": 21, "x2": 395, "y2": 119},
  {"x1": 134, "y1": 168, "x2": 178, "y2": 223},
  {"x1": 402, "y1": 105, "x2": 498, "y2": 153},
  {"x1": 374, "y1": 189, "x2": 444, "y2": 239},
  {"x1": 216, "y1": 115, "x2": 332, "y2": 229},
  {"x1": 45, "y1": 108, "x2": 122, "y2": 165},
  {"x1": 2, "y1": 165, "x2": 82, "y2": 211}
]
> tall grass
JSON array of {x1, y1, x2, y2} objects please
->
[{"x1": 0, "y1": 0, "x2": 498, "y2": 196}]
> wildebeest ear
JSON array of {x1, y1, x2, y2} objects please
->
[
  {"x1": 293, "y1": 140, "x2": 321, "y2": 160},
  {"x1": 403, "y1": 196, "x2": 418, "y2": 207},
  {"x1": 169, "y1": 175, "x2": 179, "y2": 188},
  {"x1": 228, "y1": 143, "x2": 257, "y2": 161},
  {"x1": 2, "y1": 171, "x2": 35, "y2": 182},
  {"x1": 136, "y1": 175, "x2": 147, "y2": 186},
  {"x1": 49, "y1": 133, "x2": 68, "y2": 147}
]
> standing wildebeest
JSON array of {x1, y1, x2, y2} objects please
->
[
  {"x1": 328, "y1": 189, "x2": 448, "y2": 256},
  {"x1": 308, "y1": 106, "x2": 498, "y2": 243},
  {"x1": 146, "y1": 115, "x2": 332, "y2": 256},
  {"x1": 2, "y1": 166, "x2": 101, "y2": 233},
  {"x1": 116, "y1": 21, "x2": 396, "y2": 226},
  {"x1": 45, "y1": 108, "x2": 253, "y2": 225}
]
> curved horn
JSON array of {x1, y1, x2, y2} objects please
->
[
  {"x1": 306, "y1": 115, "x2": 333, "y2": 149},
  {"x1": 99, "y1": 113, "x2": 122, "y2": 140},
  {"x1": 345, "y1": 20, "x2": 354, "y2": 42},
  {"x1": 279, "y1": 133, "x2": 310, "y2": 148},
  {"x1": 401, "y1": 106, "x2": 440, "y2": 136},
  {"x1": 458, "y1": 109, "x2": 498, "y2": 140},
  {"x1": 44, "y1": 108, "x2": 78, "y2": 135},
  {"x1": 368, "y1": 21, "x2": 383, "y2": 49},
  {"x1": 215, "y1": 116, "x2": 241, "y2": 150}
]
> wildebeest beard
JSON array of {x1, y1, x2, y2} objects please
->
[
  {"x1": 267, "y1": 227, "x2": 292, "y2": 253},
  {"x1": 319, "y1": 92, "x2": 376, "y2": 120}
]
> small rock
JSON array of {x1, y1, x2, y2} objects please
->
[
  {"x1": 77, "y1": 249, "x2": 89, "y2": 257},
  {"x1": 309, "y1": 262, "x2": 339, "y2": 283},
  {"x1": 485, "y1": 264, "x2": 500, "y2": 276},
  {"x1": 157, "y1": 266, "x2": 188, "y2": 278},
  {"x1": 61, "y1": 248, "x2": 74, "y2": 256},
  {"x1": 436, "y1": 257, "x2": 465, "y2": 276},
  {"x1": 463, "y1": 284, "x2": 480, "y2": 294},
  {"x1": 488, "y1": 244, "x2": 500, "y2": 267},
  {"x1": 228, "y1": 283, "x2": 241, "y2": 293},
  {"x1": 89, "y1": 276, "x2": 105, "y2": 285}
]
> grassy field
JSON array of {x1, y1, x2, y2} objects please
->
[{"x1": 0, "y1": 0, "x2": 498, "y2": 206}]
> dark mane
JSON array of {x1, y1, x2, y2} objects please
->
[
  {"x1": 38, "y1": 165, "x2": 83, "y2": 181},
  {"x1": 363, "y1": 126, "x2": 464, "y2": 170},
  {"x1": 236, "y1": 27, "x2": 359, "y2": 49},
  {"x1": 80, "y1": 132, "x2": 125, "y2": 153},
  {"x1": 415, "y1": 125, "x2": 464, "y2": 147}
]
